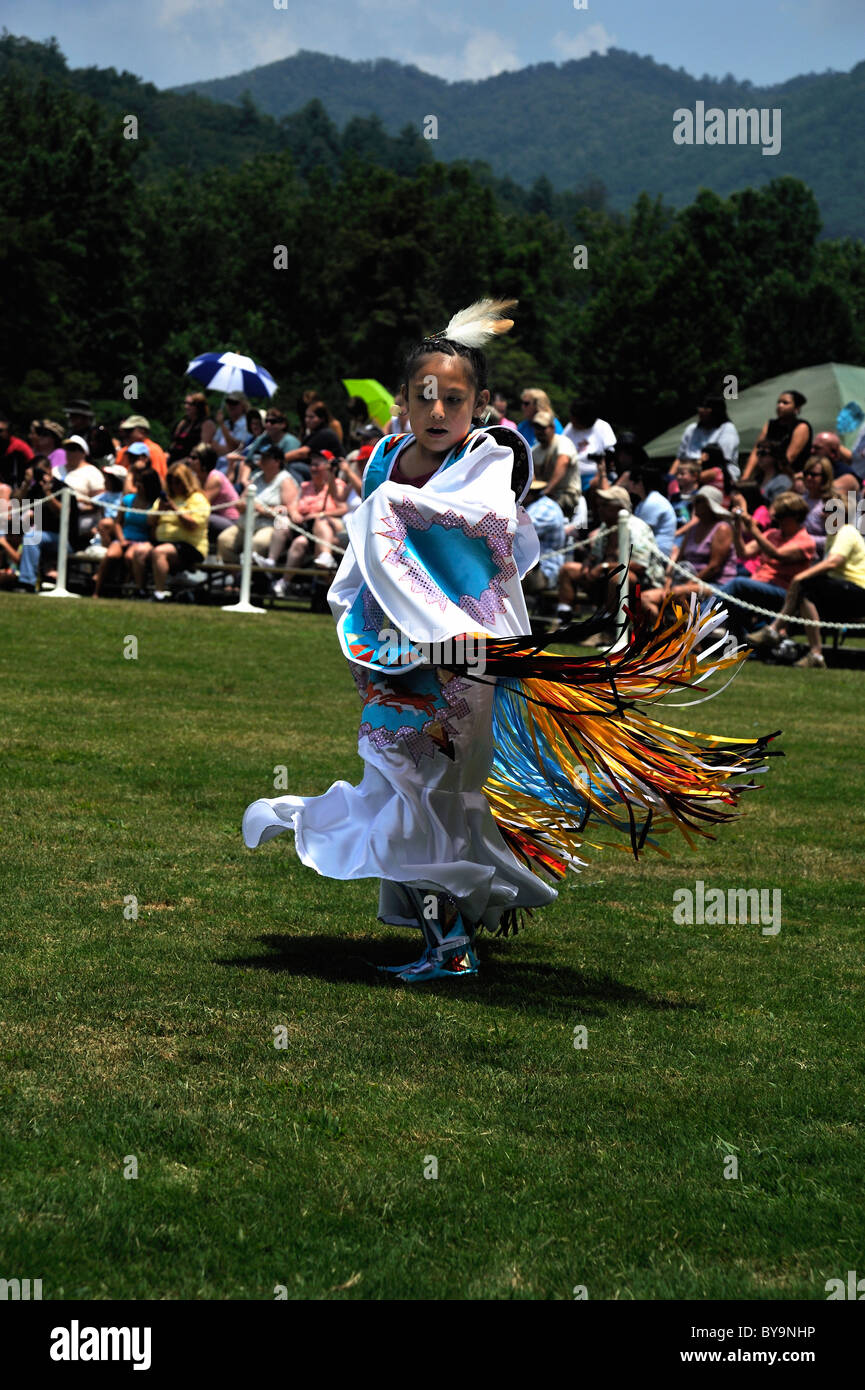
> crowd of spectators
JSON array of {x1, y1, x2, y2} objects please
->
[{"x1": 2, "y1": 381, "x2": 865, "y2": 668}]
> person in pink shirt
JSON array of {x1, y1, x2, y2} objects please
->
[
  {"x1": 29, "y1": 419, "x2": 67, "y2": 473},
  {"x1": 190, "y1": 442, "x2": 239, "y2": 548},
  {"x1": 721, "y1": 491, "x2": 815, "y2": 640},
  {"x1": 267, "y1": 450, "x2": 348, "y2": 595},
  {"x1": 492, "y1": 390, "x2": 518, "y2": 429}
]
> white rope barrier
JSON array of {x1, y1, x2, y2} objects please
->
[{"x1": 643, "y1": 534, "x2": 865, "y2": 631}]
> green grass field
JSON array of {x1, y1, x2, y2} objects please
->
[{"x1": 1, "y1": 594, "x2": 862, "y2": 1301}]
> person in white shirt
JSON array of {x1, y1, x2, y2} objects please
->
[
  {"x1": 531, "y1": 411, "x2": 581, "y2": 518},
  {"x1": 673, "y1": 395, "x2": 740, "y2": 480},
  {"x1": 562, "y1": 400, "x2": 616, "y2": 491},
  {"x1": 58, "y1": 436, "x2": 106, "y2": 545}
]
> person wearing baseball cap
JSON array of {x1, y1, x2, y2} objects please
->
[
  {"x1": 556, "y1": 484, "x2": 664, "y2": 634},
  {"x1": 59, "y1": 436, "x2": 107, "y2": 546},
  {"x1": 116, "y1": 414, "x2": 167, "y2": 481}
]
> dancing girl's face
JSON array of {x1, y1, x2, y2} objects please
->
[{"x1": 405, "y1": 353, "x2": 487, "y2": 455}]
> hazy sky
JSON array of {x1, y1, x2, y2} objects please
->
[{"x1": 4, "y1": 0, "x2": 863, "y2": 89}]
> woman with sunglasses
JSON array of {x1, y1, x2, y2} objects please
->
[{"x1": 797, "y1": 455, "x2": 835, "y2": 557}]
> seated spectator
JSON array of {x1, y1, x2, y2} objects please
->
[
  {"x1": 269, "y1": 451, "x2": 349, "y2": 595},
  {"x1": 0, "y1": 413, "x2": 34, "y2": 487},
  {"x1": 720, "y1": 491, "x2": 815, "y2": 640},
  {"x1": 641, "y1": 486, "x2": 737, "y2": 623},
  {"x1": 672, "y1": 395, "x2": 740, "y2": 479},
  {"x1": 243, "y1": 409, "x2": 302, "y2": 484},
  {"x1": 797, "y1": 455, "x2": 834, "y2": 557},
  {"x1": 750, "y1": 438, "x2": 793, "y2": 510},
  {"x1": 338, "y1": 446, "x2": 371, "y2": 514},
  {"x1": 697, "y1": 444, "x2": 747, "y2": 519},
  {"x1": 212, "y1": 392, "x2": 250, "y2": 465},
  {"x1": 668, "y1": 459, "x2": 701, "y2": 525},
  {"x1": 224, "y1": 408, "x2": 265, "y2": 486},
  {"x1": 91, "y1": 459, "x2": 133, "y2": 548},
  {"x1": 286, "y1": 401, "x2": 345, "y2": 473},
  {"x1": 518, "y1": 388, "x2": 562, "y2": 448},
  {"x1": 116, "y1": 415, "x2": 168, "y2": 481},
  {"x1": 92, "y1": 466, "x2": 163, "y2": 598},
  {"x1": 188, "y1": 442, "x2": 240, "y2": 544},
  {"x1": 58, "y1": 436, "x2": 106, "y2": 545},
  {"x1": 129, "y1": 462, "x2": 211, "y2": 601},
  {"x1": 167, "y1": 391, "x2": 216, "y2": 465},
  {"x1": 29, "y1": 419, "x2": 67, "y2": 473},
  {"x1": 492, "y1": 390, "x2": 517, "y2": 430},
  {"x1": 531, "y1": 410, "x2": 581, "y2": 517},
  {"x1": 623, "y1": 462, "x2": 677, "y2": 557},
  {"x1": 523, "y1": 485, "x2": 566, "y2": 600},
  {"x1": 346, "y1": 397, "x2": 384, "y2": 451},
  {"x1": 16, "y1": 460, "x2": 79, "y2": 591},
  {"x1": 743, "y1": 389, "x2": 812, "y2": 481},
  {"x1": 562, "y1": 399, "x2": 616, "y2": 493},
  {"x1": 556, "y1": 486, "x2": 665, "y2": 628},
  {"x1": 811, "y1": 430, "x2": 862, "y2": 496},
  {"x1": 216, "y1": 445, "x2": 298, "y2": 567},
  {"x1": 746, "y1": 499, "x2": 865, "y2": 668}
]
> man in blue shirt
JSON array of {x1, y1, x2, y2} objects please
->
[
  {"x1": 524, "y1": 485, "x2": 566, "y2": 597},
  {"x1": 625, "y1": 465, "x2": 678, "y2": 557}
]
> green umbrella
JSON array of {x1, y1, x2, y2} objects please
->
[
  {"x1": 646, "y1": 361, "x2": 865, "y2": 461},
  {"x1": 342, "y1": 378, "x2": 395, "y2": 430}
]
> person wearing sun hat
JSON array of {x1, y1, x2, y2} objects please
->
[{"x1": 640, "y1": 485, "x2": 737, "y2": 623}]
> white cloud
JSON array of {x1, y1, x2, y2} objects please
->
[
  {"x1": 156, "y1": 0, "x2": 225, "y2": 26},
  {"x1": 397, "y1": 29, "x2": 520, "y2": 81},
  {"x1": 552, "y1": 22, "x2": 616, "y2": 61}
]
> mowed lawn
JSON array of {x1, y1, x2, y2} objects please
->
[{"x1": 1, "y1": 593, "x2": 862, "y2": 1301}]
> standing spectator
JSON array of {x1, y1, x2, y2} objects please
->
[
  {"x1": 0, "y1": 414, "x2": 34, "y2": 487},
  {"x1": 216, "y1": 445, "x2": 298, "y2": 566},
  {"x1": 29, "y1": 420, "x2": 67, "y2": 473},
  {"x1": 624, "y1": 462, "x2": 678, "y2": 557},
  {"x1": 562, "y1": 399, "x2": 617, "y2": 492},
  {"x1": 530, "y1": 411, "x2": 580, "y2": 517},
  {"x1": 58, "y1": 436, "x2": 106, "y2": 546},
  {"x1": 167, "y1": 391, "x2": 216, "y2": 465},
  {"x1": 116, "y1": 415, "x2": 168, "y2": 481},
  {"x1": 743, "y1": 389, "x2": 812, "y2": 481},
  {"x1": 189, "y1": 442, "x2": 240, "y2": 546},
  {"x1": 16, "y1": 461, "x2": 79, "y2": 591},
  {"x1": 746, "y1": 503, "x2": 865, "y2": 668},
  {"x1": 518, "y1": 388, "x2": 561, "y2": 447},
  {"x1": 672, "y1": 395, "x2": 740, "y2": 479},
  {"x1": 721, "y1": 492, "x2": 815, "y2": 640}
]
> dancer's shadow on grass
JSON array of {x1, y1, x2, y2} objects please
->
[{"x1": 220, "y1": 933, "x2": 699, "y2": 1021}]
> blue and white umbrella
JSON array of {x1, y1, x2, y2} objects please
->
[{"x1": 186, "y1": 351, "x2": 278, "y2": 399}]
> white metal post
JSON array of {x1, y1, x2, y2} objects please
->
[
  {"x1": 40, "y1": 488, "x2": 79, "y2": 598},
  {"x1": 221, "y1": 483, "x2": 265, "y2": 614}
]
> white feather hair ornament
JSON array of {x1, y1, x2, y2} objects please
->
[{"x1": 439, "y1": 297, "x2": 518, "y2": 349}]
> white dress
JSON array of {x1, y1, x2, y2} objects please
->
[{"x1": 242, "y1": 429, "x2": 558, "y2": 931}]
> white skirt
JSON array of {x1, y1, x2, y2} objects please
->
[{"x1": 242, "y1": 666, "x2": 557, "y2": 930}]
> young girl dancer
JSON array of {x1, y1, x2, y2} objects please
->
[{"x1": 243, "y1": 300, "x2": 776, "y2": 982}]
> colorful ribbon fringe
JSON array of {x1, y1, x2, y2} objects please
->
[{"x1": 469, "y1": 593, "x2": 781, "y2": 902}]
